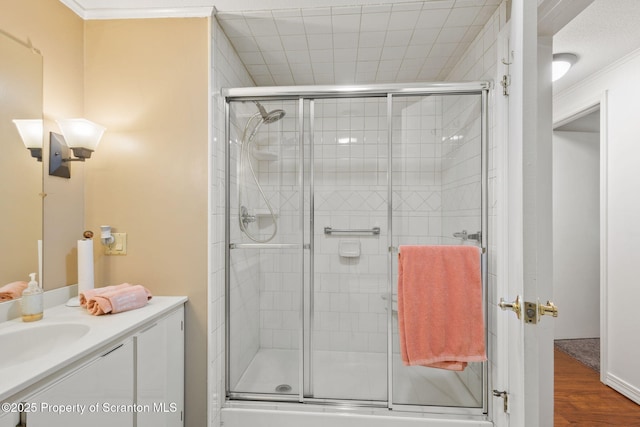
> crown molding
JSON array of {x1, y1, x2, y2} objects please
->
[
  {"x1": 58, "y1": 0, "x2": 213, "y2": 20},
  {"x1": 554, "y1": 45, "x2": 640, "y2": 101},
  {"x1": 59, "y1": 0, "x2": 86, "y2": 18},
  {"x1": 84, "y1": 7, "x2": 214, "y2": 19}
]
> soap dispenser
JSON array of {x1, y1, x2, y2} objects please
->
[{"x1": 21, "y1": 273, "x2": 43, "y2": 322}]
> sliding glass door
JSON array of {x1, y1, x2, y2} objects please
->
[
  {"x1": 225, "y1": 85, "x2": 487, "y2": 413},
  {"x1": 309, "y1": 96, "x2": 388, "y2": 402}
]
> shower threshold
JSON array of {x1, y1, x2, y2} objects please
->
[{"x1": 231, "y1": 348, "x2": 481, "y2": 409}]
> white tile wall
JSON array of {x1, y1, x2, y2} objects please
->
[
  {"x1": 311, "y1": 98, "x2": 388, "y2": 354},
  {"x1": 244, "y1": 92, "x2": 484, "y2": 365},
  {"x1": 212, "y1": 0, "x2": 507, "y2": 422},
  {"x1": 210, "y1": 15, "x2": 255, "y2": 427}
]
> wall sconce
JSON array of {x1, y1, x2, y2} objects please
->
[
  {"x1": 49, "y1": 118, "x2": 106, "y2": 178},
  {"x1": 12, "y1": 119, "x2": 43, "y2": 162}
]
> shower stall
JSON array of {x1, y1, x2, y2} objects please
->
[{"x1": 223, "y1": 82, "x2": 489, "y2": 416}]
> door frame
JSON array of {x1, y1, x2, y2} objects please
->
[
  {"x1": 552, "y1": 93, "x2": 609, "y2": 384},
  {"x1": 223, "y1": 84, "x2": 491, "y2": 415}
]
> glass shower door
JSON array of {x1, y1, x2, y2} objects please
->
[
  {"x1": 390, "y1": 93, "x2": 485, "y2": 409},
  {"x1": 227, "y1": 99, "x2": 303, "y2": 398},
  {"x1": 309, "y1": 97, "x2": 389, "y2": 402},
  {"x1": 225, "y1": 85, "x2": 488, "y2": 413}
]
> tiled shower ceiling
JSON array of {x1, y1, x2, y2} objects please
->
[{"x1": 216, "y1": 0, "x2": 501, "y2": 86}]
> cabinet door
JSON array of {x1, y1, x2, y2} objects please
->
[
  {"x1": 27, "y1": 339, "x2": 134, "y2": 427},
  {"x1": 0, "y1": 410, "x2": 19, "y2": 427},
  {"x1": 136, "y1": 307, "x2": 184, "y2": 427}
]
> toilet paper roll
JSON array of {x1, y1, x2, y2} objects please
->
[{"x1": 78, "y1": 239, "x2": 94, "y2": 294}]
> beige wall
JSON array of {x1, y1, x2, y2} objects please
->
[
  {"x1": 0, "y1": 0, "x2": 85, "y2": 290},
  {"x1": 84, "y1": 18, "x2": 210, "y2": 427},
  {"x1": 2, "y1": 4, "x2": 210, "y2": 426}
]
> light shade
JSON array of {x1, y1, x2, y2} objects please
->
[
  {"x1": 12, "y1": 119, "x2": 43, "y2": 149},
  {"x1": 56, "y1": 118, "x2": 105, "y2": 152},
  {"x1": 552, "y1": 53, "x2": 578, "y2": 82}
]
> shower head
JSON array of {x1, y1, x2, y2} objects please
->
[{"x1": 254, "y1": 101, "x2": 286, "y2": 124}]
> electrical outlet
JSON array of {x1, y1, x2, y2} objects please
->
[{"x1": 105, "y1": 233, "x2": 127, "y2": 255}]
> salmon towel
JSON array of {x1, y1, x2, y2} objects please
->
[
  {"x1": 398, "y1": 245, "x2": 486, "y2": 371},
  {"x1": 85, "y1": 284, "x2": 152, "y2": 316},
  {"x1": 79, "y1": 283, "x2": 132, "y2": 307},
  {"x1": 0, "y1": 281, "x2": 28, "y2": 301}
]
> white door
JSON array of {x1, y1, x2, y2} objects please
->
[{"x1": 496, "y1": 1, "x2": 556, "y2": 425}]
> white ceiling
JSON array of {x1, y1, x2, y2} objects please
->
[
  {"x1": 216, "y1": 1, "x2": 501, "y2": 85},
  {"x1": 553, "y1": 0, "x2": 640, "y2": 93},
  {"x1": 60, "y1": 0, "x2": 640, "y2": 91},
  {"x1": 62, "y1": 0, "x2": 502, "y2": 86}
]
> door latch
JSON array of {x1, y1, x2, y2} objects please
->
[
  {"x1": 524, "y1": 300, "x2": 559, "y2": 324},
  {"x1": 501, "y1": 296, "x2": 558, "y2": 324},
  {"x1": 493, "y1": 389, "x2": 509, "y2": 413},
  {"x1": 539, "y1": 300, "x2": 558, "y2": 317}
]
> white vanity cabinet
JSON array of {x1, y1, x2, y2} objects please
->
[
  {"x1": 0, "y1": 408, "x2": 19, "y2": 427},
  {"x1": 27, "y1": 339, "x2": 135, "y2": 426},
  {"x1": 0, "y1": 300, "x2": 185, "y2": 427},
  {"x1": 135, "y1": 307, "x2": 184, "y2": 426}
]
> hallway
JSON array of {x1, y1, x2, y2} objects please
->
[{"x1": 555, "y1": 349, "x2": 640, "y2": 425}]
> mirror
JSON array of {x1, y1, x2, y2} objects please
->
[{"x1": 0, "y1": 31, "x2": 43, "y2": 295}]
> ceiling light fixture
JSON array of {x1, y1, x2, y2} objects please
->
[{"x1": 552, "y1": 53, "x2": 578, "y2": 82}]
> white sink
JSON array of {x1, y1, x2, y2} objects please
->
[{"x1": 0, "y1": 323, "x2": 90, "y2": 366}]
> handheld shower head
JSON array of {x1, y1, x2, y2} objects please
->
[{"x1": 254, "y1": 101, "x2": 286, "y2": 124}]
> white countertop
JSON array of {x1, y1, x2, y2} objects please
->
[{"x1": 0, "y1": 296, "x2": 187, "y2": 402}]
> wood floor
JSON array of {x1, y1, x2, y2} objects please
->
[{"x1": 555, "y1": 349, "x2": 640, "y2": 426}]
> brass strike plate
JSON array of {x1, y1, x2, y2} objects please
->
[{"x1": 524, "y1": 302, "x2": 538, "y2": 324}]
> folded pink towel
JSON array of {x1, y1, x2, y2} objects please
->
[
  {"x1": 79, "y1": 283, "x2": 133, "y2": 307},
  {"x1": 85, "y1": 284, "x2": 152, "y2": 316},
  {"x1": 0, "y1": 281, "x2": 28, "y2": 301},
  {"x1": 398, "y1": 245, "x2": 486, "y2": 371}
]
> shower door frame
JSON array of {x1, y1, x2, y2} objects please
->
[{"x1": 224, "y1": 81, "x2": 491, "y2": 416}]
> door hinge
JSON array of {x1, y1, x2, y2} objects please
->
[
  {"x1": 493, "y1": 389, "x2": 509, "y2": 413},
  {"x1": 500, "y1": 54, "x2": 513, "y2": 96},
  {"x1": 501, "y1": 74, "x2": 511, "y2": 96}
]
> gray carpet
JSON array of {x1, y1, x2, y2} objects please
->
[{"x1": 555, "y1": 338, "x2": 600, "y2": 372}]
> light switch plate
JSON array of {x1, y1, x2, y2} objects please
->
[{"x1": 105, "y1": 233, "x2": 127, "y2": 255}]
